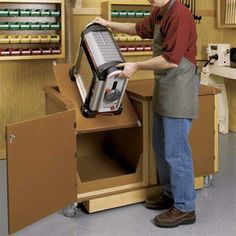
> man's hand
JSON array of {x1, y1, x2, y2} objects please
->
[
  {"x1": 117, "y1": 62, "x2": 138, "y2": 78},
  {"x1": 92, "y1": 17, "x2": 110, "y2": 27}
]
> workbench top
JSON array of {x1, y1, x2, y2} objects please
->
[{"x1": 126, "y1": 78, "x2": 221, "y2": 101}]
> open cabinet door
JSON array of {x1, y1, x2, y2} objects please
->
[{"x1": 6, "y1": 110, "x2": 77, "y2": 234}]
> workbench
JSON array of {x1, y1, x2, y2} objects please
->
[{"x1": 1, "y1": 65, "x2": 220, "y2": 234}]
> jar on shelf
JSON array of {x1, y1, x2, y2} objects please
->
[
  {"x1": 50, "y1": 22, "x2": 60, "y2": 30},
  {"x1": 50, "y1": 34, "x2": 60, "y2": 43},
  {"x1": 9, "y1": 22, "x2": 20, "y2": 30},
  {"x1": 0, "y1": 9, "x2": 9, "y2": 17},
  {"x1": 21, "y1": 48, "x2": 32, "y2": 55},
  {"x1": 30, "y1": 9, "x2": 41, "y2": 17},
  {"x1": 40, "y1": 22, "x2": 51, "y2": 30},
  {"x1": 40, "y1": 35, "x2": 51, "y2": 43},
  {"x1": 19, "y1": 9, "x2": 30, "y2": 17},
  {"x1": 0, "y1": 35, "x2": 9, "y2": 43},
  {"x1": 9, "y1": 9, "x2": 19, "y2": 17},
  {"x1": 30, "y1": 22, "x2": 41, "y2": 30},
  {"x1": 20, "y1": 22, "x2": 31, "y2": 30},
  {"x1": 20, "y1": 35, "x2": 31, "y2": 44},
  {"x1": 0, "y1": 22, "x2": 9, "y2": 30},
  {"x1": 51, "y1": 47, "x2": 61, "y2": 54},
  {"x1": 50, "y1": 9, "x2": 60, "y2": 17},
  {"x1": 30, "y1": 35, "x2": 41, "y2": 43},
  {"x1": 11, "y1": 48, "x2": 21, "y2": 56},
  {"x1": 40, "y1": 9, "x2": 51, "y2": 17},
  {"x1": 9, "y1": 35, "x2": 20, "y2": 43},
  {"x1": 42, "y1": 48, "x2": 52, "y2": 54}
]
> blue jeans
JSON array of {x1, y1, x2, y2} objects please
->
[{"x1": 153, "y1": 112, "x2": 196, "y2": 212}]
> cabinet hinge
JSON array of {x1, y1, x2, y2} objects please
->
[
  {"x1": 8, "y1": 134, "x2": 16, "y2": 144},
  {"x1": 74, "y1": 122, "x2": 77, "y2": 128},
  {"x1": 74, "y1": 152, "x2": 77, "y2": 159}
]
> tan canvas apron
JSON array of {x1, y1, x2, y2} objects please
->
[{"x1": 152, "y1": 1, "x2": 199, "y2": 119}]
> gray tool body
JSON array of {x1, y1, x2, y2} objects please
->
[{"x1": 70, "y1": 23, "x2": 128, "y2": 118}]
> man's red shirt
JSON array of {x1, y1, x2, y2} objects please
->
[{"x1": 135, "y1": 0, "x2": 197, "y2": 65}]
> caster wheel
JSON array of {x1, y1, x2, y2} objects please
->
[
  {"x1": 63, "y1": 202, "x2": 78, "y2": 217},
  {"x1": 203, "y1": 174, "x2": 214, "y2": 187}
]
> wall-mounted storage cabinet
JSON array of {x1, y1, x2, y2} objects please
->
[
  {"x1": 217, "y1": 0, "x2": 236, "y2": 28},
  {"x1": 101, "y1": 1, "x2": 152, "y2": 57},
  {"x1": 0, "y1": 0, "x2": 65, "y2": 60}
]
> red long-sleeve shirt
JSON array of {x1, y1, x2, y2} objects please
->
[{"x1": 135, "y1": 0, "x2": 197, "y2": 65}]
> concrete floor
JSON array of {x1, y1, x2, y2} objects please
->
[{"x1": 1, "y1": 132, "x2": 236, "y2": 236}]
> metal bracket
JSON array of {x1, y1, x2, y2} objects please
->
[{"x1": 9, "y1": 134, "x2": 16, "y2": 144}]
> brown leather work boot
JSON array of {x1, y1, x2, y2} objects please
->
[
  {"x1": 154, "y1": 205, "x2": 196, "y2": 228},
  {"x1": 145, "y1": 192, "x2": 174, "y2": 210}
]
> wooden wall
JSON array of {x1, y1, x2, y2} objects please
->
[
  {"x1": 0, "y1": 60, "x2": 56, "y2": 148},
  {"x1": 0, "y1": 0, "x2": 236, "y2": 148}
]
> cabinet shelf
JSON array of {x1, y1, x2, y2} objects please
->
[
  {"x1": 0, "y1": 0, "x2": 65, "y2": 60},
  {"x1": 0, "y1": 8, "x2": 60, "y2": 17},
  {"x1": 122, "y1": 51, "x2": 152, "y2": 56},
  {"x1": 0, "y1": 34, "x2": 60, "y2": 43},
  {"x1": 0, "y1": 53, "x2": 63, "y2": 60}
]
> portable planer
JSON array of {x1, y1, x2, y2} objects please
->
[{"x1": 69, "y1": 23, "x2": 128, "y2": 118}]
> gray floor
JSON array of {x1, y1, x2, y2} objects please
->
[{"x1": 1, "y1": 133, "x2": 236, "y2": 236}]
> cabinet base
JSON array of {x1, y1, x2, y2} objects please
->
[{"x1": 81, "y1": 177, "x2": 205, "y2": 213}]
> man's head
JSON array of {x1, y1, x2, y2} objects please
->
[{"x1": 148, "y1": 0, "x2": 170, "y2": 7}]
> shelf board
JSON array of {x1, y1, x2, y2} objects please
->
[
  {"x1": 122, "y1": 51, "x2": 152, "y2": 56},
  {"x1": 0, "y1": 0, "x2": 63, "y2": 3},
  {"x1": 0, "y1": 53, "x2": 64, "y2": 60},
  {"x1": 110, "y1": 1, "x2": 150, "y2": 6},
  {"x1": 217, "y1": 24, "x2": 236, "y2": 28}
]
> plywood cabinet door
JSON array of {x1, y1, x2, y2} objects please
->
[{"x1": 6, "y1": 110, "x2": 77, "y2": 234}]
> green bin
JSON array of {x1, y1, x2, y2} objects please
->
[
  {"x1": 9, "y1": 22, "x2": 20, "y2": 30},
  {"x1": 0, "y1": 22, "x2": 9, "y2": 30},
  {"x1": 30, "y1": 22, "x2": 41, "y2": 30},
  {"x1": 127, "y1": 10, "x2": 135, "y2": 17},
  {"x1": 111, "y1": 10, "x2": 119, "y2": 17},
  {"x1": 9, "y1": 9, "x2": 19, "y2": 17},
  {"x1": 20, "y1": 22, "x2": 30, "y2": 30},
  {"x1": 41, "y1": 9, "x2": 50, "y2": 17},
  {"x1": 30, "y1": 9, "x2": 40, "y2": 17},
  {"x1": 119, "y1": 10, "x2": 128, "y2": 17},
  {"x1": 0, "y1": 9, "x2": 9, "y2": 17},
  {"x1": 20, "y1": 9, "x2": 30, "y2": 17},
  {"x1": 41, "y1": 22, "x2": 50, "y2": 30},
  {"x1": 143, "y1": 11, "x2": 151, "y2": 17},
  {"x1": 50, "y1": 9, "x2": 60, "y2": 17},
  {"x1": 135, "y1": 10, "x2": 145, "y2": 17},
  {"x1": 50, "y1": 22, "x2": 60, "y2": 30}
]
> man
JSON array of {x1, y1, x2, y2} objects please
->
[{"x1": 93, "y1": 0, "x2": 199, "y2": 228}]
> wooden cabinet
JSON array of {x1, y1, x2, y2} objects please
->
[
  {"x1": 0, "y1": 0, "x2": 65, "y2": 60},
  {"x1": 101, "y1": 1, "x2": 152, "y2": 56},
  {"x1": 1, "y1": 72, "x2": 220, "y2": 234},
  {"x1": 1, "y1": 64, "x2": 157, "y2": 234},
  {"x1": 47, "y1": 64, "x2": 154, "y2": 213},
  {"x1": 126, "y1": 79, "x2": 220, "y2": 186},
  {"x1": 217, "y1": 0, "x2": 236, "y2": 28}
]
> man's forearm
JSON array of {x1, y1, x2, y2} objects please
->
[
  {"x1": 107, "y1": 22, "x2": 137, "y2": 35},
  {"x1": 135, "y1": 55, "x2": 178, "y2": 71}
]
